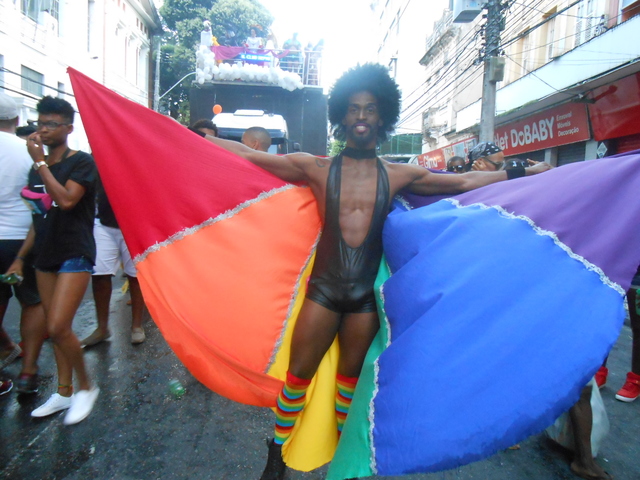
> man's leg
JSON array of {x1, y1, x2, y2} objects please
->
[
  {"x1": 261, "y1": 299, "x2": 342, "y2": 480},
  {"x1": 83, "y1": 221, "x2": 119, "y2": 347},
  {"x1": 117, "y1": 226, "x2": 146, "y2": 344},
  {"x1": 0, "y1": 302, "x2": 13, "y2": 348},
  {"x1": 15, "y1": 257, "x2": 46, "y2": 390},
  {"x1": 630, "y1": 288, "x2": 640, "y2": 374},
  {"x1": 0, "y1": 241, "x2": 22, "y2": 364},
  {"x1": 82, "y1": 275, "x2": 112, "y2": 347},
  {"x1": 616, "y1": 287, "x2": 640, "y2": 401},
  {"x1": 18, "y1": 302, "x2": 46, "y2": 376},
  {"x1": 128, "y1": 276, "x2": 144, "y2": 329},
  {"x1": 335, "y1": 311, "x2": 379, "y2": 434},
  {"x1": 0, "y1": 302, "x2": 21, "y2": 368},
  {"x1": 568, "y1": 385, "x2": 611, "y2": 480}
]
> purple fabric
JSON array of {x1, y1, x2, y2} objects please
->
[{"x1": 426, "y1": 152, "x2": 640, "y2": 290}]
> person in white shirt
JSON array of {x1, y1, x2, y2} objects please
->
[
  {"x1": 245, "y1": 28, "x2": 263, "y2": 51},
  {"x1": 0, "y1": 91, "x2": 46, "y2": 395}
]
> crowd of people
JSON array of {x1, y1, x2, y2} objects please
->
[
  {"x1": 1, "y1": 60, "x2": 638, "y2": 480},
  {"x1": 200, "y1": 22, "x2": 324, "y2": 85}
]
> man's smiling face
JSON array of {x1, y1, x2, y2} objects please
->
[{"x1": 343, "y1": 91, "x2": 383, "y2": 149}]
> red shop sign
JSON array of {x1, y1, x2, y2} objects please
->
[
  {"x1": 417, "y1": 137, "x2": 477, "y2": 170},
  {"x1": 494, "y1": 103, "x2": 591, "y2": 156},
  {"x1": 416, "y1": 149, "x2": 446, "y2": 170}
]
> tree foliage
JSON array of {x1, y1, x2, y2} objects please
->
[
  {"x1": 329, "y1": 140, "x2": 346, "y2": 157},
  {"x1": 210, "y1": 0, "x2": 273, "y2": 46},
  {"x1": 158, "y1": 0, "x2": 273, "y2": 122}
]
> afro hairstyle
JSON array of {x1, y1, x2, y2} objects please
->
[
  {"x1": 36, "y1": 96, "x2": 75, "y2": 124},
  {"x1": 328, "y1": 63, "x2": 401, "y2": 144}
]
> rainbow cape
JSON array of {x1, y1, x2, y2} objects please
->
[{"x1": 68, "y1": 68, "x2": 640, "y2": 478}]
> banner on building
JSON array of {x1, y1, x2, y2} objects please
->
[{"x1": 494, "y1": 103, "x2": 590, "y2": 156}]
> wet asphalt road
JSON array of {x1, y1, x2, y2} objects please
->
[{"x1": 1, "y1": 277, "x2": 639, "y2": 480}]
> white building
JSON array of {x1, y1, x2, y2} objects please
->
[
  {"x1": 372, "y1": 0, "x2": 451, "y2": 140},
  {"x1": 417, "y1": 0, "x2": 640, "y2": 168},
  {"x1": 0, "y1": 0, "x2": 160, "y2": 150}
]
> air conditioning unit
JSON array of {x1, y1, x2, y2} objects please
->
[{"x1": 453, "y1": 0, "x2": 483, "y2": 23}]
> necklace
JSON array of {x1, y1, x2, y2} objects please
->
[{"x1": 342, "y1": 147, "x2": 377, "y2": 160}]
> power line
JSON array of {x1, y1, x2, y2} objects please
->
[
  {"x1": 499, "y1": 0, "x2": 583, "y2": 51},
  {"x1": 398, "y1": 35, "x2": 486, "y2": 126},
  {"x1": 397, "y1": 60, "x2": 483, "y2": 129},
  {"x1": 0, "y1": 67, "x2": 72, "y2": 97},
  {"x1": 398, "y1": 26, "x2": 484, "y2": 118},
  {"x1": 0, "y1": 85, "x2": 42, "y2": 103},
  {"x1": 399, "y1": 19, "x2": 484, "y2": 107}
]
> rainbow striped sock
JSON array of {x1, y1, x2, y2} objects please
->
[
  {"x1": 336, "y1": 373, "x2": 358, "y2": 436},
  {"x1": 274, "y1": 371, "x2": 311, "y2": 445}
]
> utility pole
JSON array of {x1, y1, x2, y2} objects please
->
[
  {"x1": 453, "y1": 0, "x2": 506, "y2": 142},
  {"x1": 479, "y1": 0, "x2": 506, "y2": 142}
]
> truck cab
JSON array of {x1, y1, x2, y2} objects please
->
[{"x1": 212, "y1": 109, "x2": 298, "y2": 154}]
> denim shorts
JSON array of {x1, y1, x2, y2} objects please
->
[{"x1": 38, "y1": 256, "x2": 94, "y2": 274}]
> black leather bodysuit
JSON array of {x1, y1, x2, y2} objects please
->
[{"x1": 306, "y1": 153, "x2": 390, "y2": 313}]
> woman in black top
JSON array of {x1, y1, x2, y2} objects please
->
[{"x1": 7, "y1": 97, "x2": 99, "y2": 425}]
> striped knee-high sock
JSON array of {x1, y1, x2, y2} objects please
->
[
  {"x1": 274, "y1": 371, "x2": 312, "y2": 445},
  {"x1": 336, "y1": 373, "x2": 358, "y2": 436}
]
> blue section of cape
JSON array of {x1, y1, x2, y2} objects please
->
[{"x1": 372, "y1": 199, "x2": 622, "y2": 475}]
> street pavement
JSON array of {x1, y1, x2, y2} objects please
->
[{"x1": 1, "y1": 277, "x2": 639, "y2": 480}]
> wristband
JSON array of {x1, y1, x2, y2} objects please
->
[
  {"x1": 15, "y1": 256, "x2": 25, "y2": 262},
  {"x1": 507, "y1": 166, "x2": 526, "y2": 180},
  {"x1": 34, "y1": 161, "x2": 48, "y2": 170}
]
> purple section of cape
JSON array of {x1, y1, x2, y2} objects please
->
[{"x1": 399, "y1": 150, "x2": 640, "y2": 290}]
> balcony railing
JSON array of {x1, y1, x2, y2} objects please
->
[
  {"x1": 425, "y1": 9, "x2": 454, "y2": 54},
  {"x1": 202, "y1": 46, "x2": 323, "y2": 87}
]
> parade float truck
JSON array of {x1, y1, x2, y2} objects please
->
[{"x1": 189, "y1": 44, "x2": 328, "y2": 156}]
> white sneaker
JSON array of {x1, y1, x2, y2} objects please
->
[
  {"x1": 64, "y1": 387, "x2": 99, "y2": 425},
  {"x1": 31, "y1": 393, "x2": 73, "y2": 417}
]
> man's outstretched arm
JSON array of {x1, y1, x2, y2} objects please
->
[
  {"x1": 400, "y1": 162, "x2": 551, "y2": 196},
  {"x1": 203, "y1": 135, "x2": 313, "y2": 183}
]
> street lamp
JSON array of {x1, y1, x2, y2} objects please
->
[{"x1": 154, "y1": 71, "x2": 196, "y2": 112}]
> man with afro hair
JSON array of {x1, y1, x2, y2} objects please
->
[{"x1": 201, "y1": 63, "x2": 551, "y2": 479}]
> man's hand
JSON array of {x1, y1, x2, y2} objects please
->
[
  {"x1": 471, "y1": 160, "x2": 492, "y2": 171},
  {"x1": 27, "y1": 133, "x2": 45, "y2": 163},
  {"x1": 525, "y1": 161, "x2": 553, "y2": 176}
]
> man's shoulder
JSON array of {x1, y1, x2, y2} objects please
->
[{"x1": 0, "y1": 132, "x2": 32, "y2": 166}]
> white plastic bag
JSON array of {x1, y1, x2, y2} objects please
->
[{"x1": 545, "y1": 378, "x2": 609, "y2": 457}]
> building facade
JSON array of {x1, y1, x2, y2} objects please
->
[
  {"x1": 416, "y1": 0, "x2": 640, "y2": 168},
  {"x1": 0, "y1": 0, "x2": 160, "y2": 149},
  {"x1": 372, "y1": 0, "x2": 451, "y2": 156}
]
